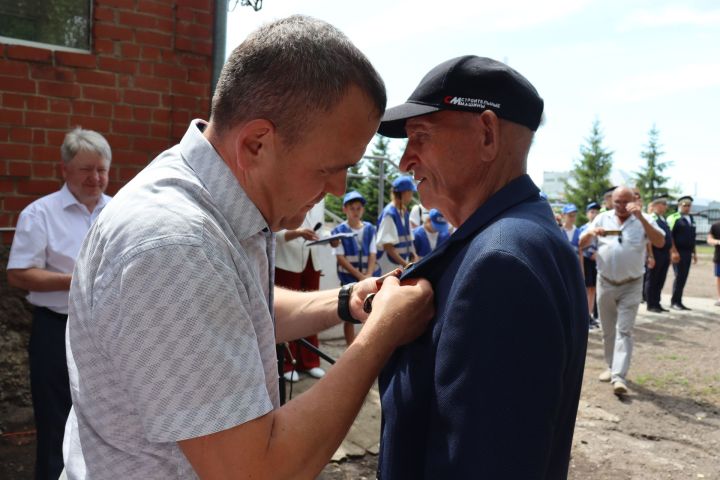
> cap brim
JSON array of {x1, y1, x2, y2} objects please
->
[{"x1": 377, "y1": 102, "x2": 441, "y2": 138}]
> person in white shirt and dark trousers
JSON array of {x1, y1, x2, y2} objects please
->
[
  {"x1": 579, "y1": 186, "x2": 665, "y2": 396},
  {"x1": 7, "y1": 128, "x2": 112, "y2": 479},
  {"x1": 275, "y1": 201, "x2": 327, "y2": 383}
]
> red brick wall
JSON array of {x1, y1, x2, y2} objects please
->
[{"x1": 0, "y1": 0, "x2": 216, "y2": 244}]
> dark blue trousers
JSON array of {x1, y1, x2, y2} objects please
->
[
  {"x1": 29, "y1": 307, "x2": 72, "y2": 480},
  {"x1": 671, "y1": 249, "x2": 692, "y2": 306},
  {"x1": 645, "y1": 253, "x2": 670, "y2": 308}
]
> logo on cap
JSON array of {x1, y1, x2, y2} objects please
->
[{"x1": 444, "y1": 96, "x2": 501, "y2": 110}]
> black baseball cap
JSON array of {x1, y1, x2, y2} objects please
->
[
  {"x1": 377, "y1": 55, "x2": 544, "y2": 138},
  {"x1": 678, "y1": 195, "x2": 693, "y2": 204}
]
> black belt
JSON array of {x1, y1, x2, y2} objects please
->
[{"x1": 600, "y1": 275, "x2": 643, "y2": 287}]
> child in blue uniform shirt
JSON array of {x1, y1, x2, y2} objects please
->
[
  {"x1": 331, "y1": 191, "x2": 379, "y2": 344},
  {"x1": 377, "y1": 176, "x2": 417, "y2": 272},
  {"x1": 413, "y1": 208, "x2": 450, "y2": 258}
]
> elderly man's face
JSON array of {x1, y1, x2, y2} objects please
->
[
  {"x1": 62, "y1": 149, "x2": 110, "y2": 206},
  {"x1": 399, "y1": 110, "x2": 484, "y2": 226},
  {"x1": 612, "y1": 188, "x2": 634, "y2": 219}
]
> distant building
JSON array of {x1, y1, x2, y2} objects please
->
[{"x1": 542, "y1": 171, "x2": 570, "y2": 201}]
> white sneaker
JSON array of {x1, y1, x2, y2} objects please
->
[
  {"x1": 283, "y1": 371, "x2": 300, "y2": 383},
  {"x1": 598, "y1": 370, "x2": 612, "y2": 382},
  {"x1": 612, "y1": 380, "x2": 628, "y2": 396},
  {"x1": 305, "y1": 367, "x2": 326, "y2": 379}
]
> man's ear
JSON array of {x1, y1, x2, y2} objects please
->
[
  {"x1": 234, "y1": 119, "x2": 276, "y2": 170},
  {"x1": 476, "y1": 110, "x2": 501, "y2": 163},
  {"x1": 60, "y1": 161, "x2": 68, "y2": 180}
]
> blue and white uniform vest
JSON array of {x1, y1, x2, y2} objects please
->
[
  {"x1": 413, "y1": 225, "x2": 449, "y2": 257},
  {"x1": 332, "y1": 221, "x2": 381, "y2": 285},
  {"x1": 377, "y1": 204, "x2": 413, "y2": 265}
]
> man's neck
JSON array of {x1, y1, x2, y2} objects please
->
[
  {"x1": 614, "y1": 212, "x2": 631, "y2": 224},
  {"x1": 348, "y1": 218, "x2": 363, "y2": 229},
  {"x1": 68, "y1": 188, "x2": 100, "y2": 213}
]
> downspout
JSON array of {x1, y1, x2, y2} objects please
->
[{"x1": 211, "y1": 0, "x2": 228, "y2": 102}]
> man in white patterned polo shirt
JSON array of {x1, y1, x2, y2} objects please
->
[{"x1": 63, "y1": 16, "x2": 434, "y2": 479}]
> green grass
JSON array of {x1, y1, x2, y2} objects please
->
[
  {"x1": 696, "y1": 244, "x2": 714, "y2": 256},
  {"x1": 634, "y1": 372, "x2": 690, "y2": 389}
]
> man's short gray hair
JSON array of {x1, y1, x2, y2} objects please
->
[
  {"x1": 61, "y1": 127, "x2": 112, "y2": 165},
  {"x1": 211, "y1": 15, "x2": 386, "y2": 146}
]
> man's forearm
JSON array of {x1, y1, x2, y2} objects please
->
[
  {"x1": 180, "y1": 318, "x2": 398, "y2": 479},
  {"x1": 265, "y1": 321, "x2": 397, "y2": 476},
  {"x1": 7, "y1": 268, "x2": 72, "y2": 292},
  {"x1": 578, "y1": 231, "x2": 593, "y2": 249},
  {"x1": 640, "y1": 217, "x2": 665, "y2": 248},
  {"x1": 180, "y1": 277, "x2": 434, "y2": 480},
  {"x1": 384, "y1": 244, "x2": 407, "y2": 267},
  {"x1": 274, "y1": 287, "x2": 342, "y2": 343},
  {"x1": 366, "y1": 255, "x2": 377, "y2": 276}
]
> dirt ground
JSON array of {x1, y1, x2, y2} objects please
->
[{"x1": 1, "y1": 254, "x2": 718, "y2": 478}]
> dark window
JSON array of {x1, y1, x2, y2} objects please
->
[{"x1": 0, "y1": 0, "x2": 91, "y2": 51}]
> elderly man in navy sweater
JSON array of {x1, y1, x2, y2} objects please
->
[{"x1": 376, "y1": 56, "x2": 588, "y2": 479}]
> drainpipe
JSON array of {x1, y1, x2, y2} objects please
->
[{"x1": 211, "y1": 0, "x2": 228, "y2": 101}]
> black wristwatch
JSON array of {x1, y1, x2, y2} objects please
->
[{"x1": 337, "y1": 282, "x2": 361, "y2": 324}]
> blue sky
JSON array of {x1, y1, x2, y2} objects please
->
[{"x1": 226, "y1": 0, "x2": 720, "y2": 202}]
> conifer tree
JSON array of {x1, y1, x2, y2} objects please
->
[
  {"x1": 323, "y1": 136, "x2": 400, "y2": 223},
  {"x1": 564, "y1": 120, "x2": 614, "y2": 224},
  {"x1": 634, "y1": 125, "x2": 672, "y2": 205}
]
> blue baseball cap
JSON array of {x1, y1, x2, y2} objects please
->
[
  {"x1": 429, "y1": 209, "x2": 449, "y2": 234},
  {"x1": 586, "y1": 201, "x2": 600, "y2": 211},
  {"x1": 561, "y1": 203, "x2": 578, "y2": 215},
  {"x1": 343, "y1": 190, "x2": 366, "y2": 206},
  {"x1": 392, "y1": 176, "x2": 416, "y2": 192}
]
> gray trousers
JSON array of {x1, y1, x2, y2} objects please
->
[{"x1": 597, "y1": 276, "x2": 643, "y2": 382}]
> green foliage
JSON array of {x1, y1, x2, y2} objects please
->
[
  {"x1": 634, "y1": 125, "x2": 673, "y2": 205},
  {"x1": 0, "y1": 0, "x2": 90, "y2": 50},
  {"x1": 324, "y1": 135, "x2": 401, "y2": 224},
  {"x1": 564, "y1": 120, "x2": 614, "y2": 225}
]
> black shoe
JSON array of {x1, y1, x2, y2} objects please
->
[
  {"x1": 671, "y1": 304, "x2": 691, "y2": 311},
  {"x1": 647, "y1": 306, "x2": 665, "y2": 313},
  {"x1": 659, "y1": 306, "x2": 669, "y2": 312}
]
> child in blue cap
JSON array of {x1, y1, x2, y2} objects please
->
[{"x1": 331, "y1": 190, "x2": 380, "y2": 345}]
